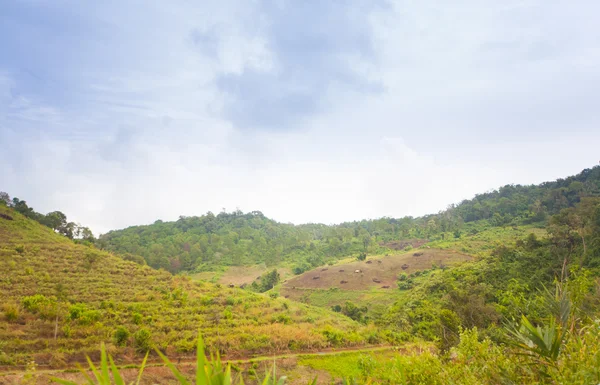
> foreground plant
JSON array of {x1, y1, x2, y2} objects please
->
[
  {"x1": 51, "y1": 334, "x2": 309, "y2": 385},
  {"x1": 51, "y1": 343, "x2": 148, "y2": 385}
]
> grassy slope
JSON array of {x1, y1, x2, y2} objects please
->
[
  {"x1": 0, "y1": 206, "x2": 373, "y2": 368},
  {"x1": 279, "y1": 224, "x2": 546, "y2": 315}
]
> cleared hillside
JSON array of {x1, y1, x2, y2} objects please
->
[
  {"x1": 0, "y1": 206, "x2": 375, "y2": 368},
  {"x1": 283, "y1": 249, "x2": 472, "y2": 291}
]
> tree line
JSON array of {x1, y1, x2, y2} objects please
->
[
  {"x1": 0, "y1": 192, "x2": 95, "y2": 242},
  {"x1": 98, "y1": 166, "x2": 600, "y2": 273}
]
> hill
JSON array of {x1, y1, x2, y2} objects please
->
[
  {"x1": 97, "y1": 166, "x2": 600, "y2": 275},
  {"x1": 0, "y1": 205, "x2": 378, "y2": 369}
]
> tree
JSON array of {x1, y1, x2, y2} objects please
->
[
  {"x1": 44, "y1": 211, "x2": 68, "y2": 232},
  {"x1": 259, "y1": 269, "x2": 280, "y2": 292},
  {"x1": 0, "y1": 192, "x2": 10, "y2": 206},
  {"x1": 340, "y1": 301, "x2": 368, "y2": 323},
  {"x1": 76, "y1": 226, "x2": 95, "y2": 243}
]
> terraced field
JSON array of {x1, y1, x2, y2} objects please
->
[{"x1": 0, "y1": 206, "x2": 376, "y2": 368}]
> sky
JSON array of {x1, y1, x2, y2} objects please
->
[{"x1": 1, "y1": 0, "x2": 599, "y2": 235}]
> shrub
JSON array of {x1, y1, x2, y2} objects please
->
[
  {"x1": 3, "y1": 303, "x2": 20, "y2": 322},
  {"x1": 132, "y1": 312, "x2": 143, "y2": 325},
  {"x1": 68, "y1": 304, "x2": 85, "y2": 320},
  {"x1": 84, "y1": 250, "x2": 102, "y2": 266},
  {"x1": 113, "y1": 326, "x2": 130, "y2": 347},
  {"x1": 22, "y1": 294, "x2": 54, "y2": 313},
  {"x1": 271, "y1": 314, "x2": 291, "y2": 324},
  {"x1": 15, "y1": 245, "x2": 25, "y2": 254},
  {"x1": 134, "y1": 328, "x2": 152, "y2": 352},
  {"x1": 322, "y1": 327, "x2": 345, "y2": 346},
  {"x1": 68, "y1": 303, "x2": 100, "y2": 325}
]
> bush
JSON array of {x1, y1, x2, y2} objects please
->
[
  {"x1": 114, "y1": 326, "x2": 130, "y2": 347},
  {"x1": 15, "y1": 245, "x2": 25, "y2": 254},
  {"x1": 68, "y1": 303, "x2": 100, "y2": 325},
  {"x1": 397, "y1": 280, "x2": 413, "y2": 290},
  {"x1": 134, "y1": 328, "x2": 152, "y2": 352},
  {"x1": 357, "y1": 252, "x2": 367, "y2": 261},
  {"x1": 22, "y1": 294, "x2": 54, "y2": 313},
  {"x1": 3, "y1": 303, "x2": 20, "y2": 322},
  {"x1": 132, "y1": 312, "x2": 143, "y2": 325}
]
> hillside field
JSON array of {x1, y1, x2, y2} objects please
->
[{"x1": 0, "y1": 206, "x2": 378, "y2": 369}]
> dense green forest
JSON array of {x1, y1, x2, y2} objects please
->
[{"x1": 97, "y1": 166, "x2": 600, "y2": 273}]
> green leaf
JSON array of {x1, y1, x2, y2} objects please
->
[
  {"x1": 100, "y1": 343, "x2": 110, "y2": 384},
  {"x1": 196, "y1": 334, "x2": 209, "y2": 385},
  {"x1": 156, "y1": 347, "x2": 191, "y2": 385},
  {"x1": 135, "y1": 351, "x2": 149, "y2": 385},
  {"x1": 108, "y1": 355, "x2": 126, "y2": 385}
]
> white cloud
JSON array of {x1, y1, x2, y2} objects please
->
[{"x1": 1, "y1": 0, "x2": 599, "y2": 235}]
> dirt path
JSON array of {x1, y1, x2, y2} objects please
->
[{"x1": 0, "y1": 344, "x2": 403, "y2": 376}]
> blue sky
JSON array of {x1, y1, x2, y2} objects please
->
[{"x1": 1, "y1": 0, "x2": 599, "y2": 234}]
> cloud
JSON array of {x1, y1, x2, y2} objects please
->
[
  {"x1": 0, "y1": 0, "x2": 599, "y2": 235},
  {"x1": 213, "y1": 0, "x2": 387, "y2": 130}
]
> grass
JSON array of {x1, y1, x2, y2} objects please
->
[
  {"x1": 0, "y1": 206, "x2": 379, "y2": 369},
  {"x1": 427, "y1": 224, "x2": 547, "y2": 257}
]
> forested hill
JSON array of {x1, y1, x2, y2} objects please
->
[{"x1": 98, "y1": 166, "x2": 600, "y2": 273}]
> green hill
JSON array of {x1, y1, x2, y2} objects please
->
[
  {"x1": 97, "y1": 167, "x2": 600, "y2": 275},
  {"x1": 0, "y1": 205, "x2": 376, "y2": 368}
]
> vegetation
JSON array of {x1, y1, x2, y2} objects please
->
[
  {"x1": 250, "y1": 269, "x2": 281, "y2": 293},
  {"x1": 0, "y1": 192, "x2": 95, "y2": 243},
  {"x1": 97, "y1": 167, "x2": 600, "y2": 274},
  {"x1": 3, "y1": 166, "x2": 600, "y2": 384},
  {"x1": 0, "y1": 205, "x2": 376, "y2": 368}
]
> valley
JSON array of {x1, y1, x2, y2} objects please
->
[{"x1": 1, "y1": 166, "x2": 600, "y2": 384}]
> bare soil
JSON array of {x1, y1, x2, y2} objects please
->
[
  {"x1": 381, "y1": 239, "x2": 429, "y2": 250},
  {"x1": 281, "y1": 248, "x2": 472, "y2": 292}
]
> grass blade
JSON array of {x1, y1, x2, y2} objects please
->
[
  {"x1": 196, "y1": 334, "x2": 209, "y2": 385},
  {"x1": 135, "y1": 351, "x2": 149, "y2": 385},
  {"x1": 86, "y1": 356, "x2": 103, "y2": 383},
  {"x1": 100, "y1": 343, "x2": 110, "y2": 384},
  {"x1": 156, "y1": 347, "x2": 191, "y2": 385},
  {"x1": 108, "y1": 355, "x2": 126, "y2": 385}
]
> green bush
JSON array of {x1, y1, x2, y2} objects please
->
[
  {"x1": 132, "y1": 312, "x2": 143, "y2": 325},
  {"x1": 3, "y1": 303, "x2": 20, "y2": 322},
  {"x1": 113, "y1": 326, "x2": 130, "y2": 347},
  {"x1": 134, "y1": 328, "x2": 152, "y2": 352},
  {"x1": 22, "y1": 294, "x2": 54, "y2": 313}
]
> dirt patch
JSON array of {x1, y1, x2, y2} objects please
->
[
  {"x1": 192, "y1": 266, "x2": 293, "y2": 287},
  {"x1": 381, "y1": 239, "x2": 428, "y2": 250},
  {"x1": 281, "y1": 249, "x2": 473, "y2": 292}
]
